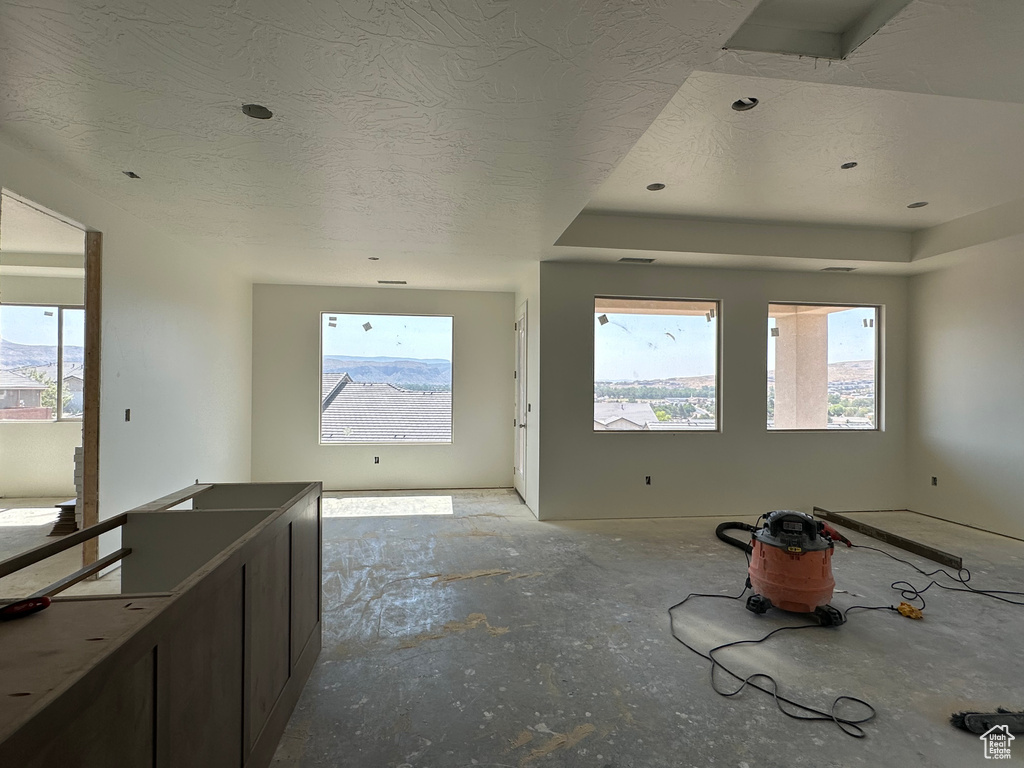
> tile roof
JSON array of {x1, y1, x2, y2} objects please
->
[
  {"x1": 593, "y1": 401, "x2": 657, "y2": 427},
  {"x1": 321, "y1": 373, "x2": 451, "y2": 443},
  {"x1": 0, "y1": 370, "x2": 47, "y2": 390}
]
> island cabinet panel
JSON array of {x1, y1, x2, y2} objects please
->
[
  {"x1": 25, "y1": 649, "x2": 155, "y2": 768},
  {"x1": 163, "y1": 568, "x2": 245, "y2": 768},
  {"x1": 247, "y1": 527, "x2": 292, "y2": 750},
  {"x1": 291, "y1": 493, "x2": 321, "y2": 666},
  {"x1": 0, "y1": 482, "x2": 322, "y2": 768}
]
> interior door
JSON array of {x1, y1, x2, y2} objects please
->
[{"x1": 513, "y1": 303, "x2": 527, "y2": 498}]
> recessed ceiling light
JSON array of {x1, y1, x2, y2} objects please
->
[
  {"x1": 378, "y1": 280, "x2": 407, "y2": 285},
  {"x1": 618, "y1": 257, "x2": 656, "y2": 264},
  {"x1": 840, "y1": 162, "x2": 858, "y2": 170},
  {"x1": 242, "y1": 104, "x2": 273, "y2": 120},
  {"x1": 122, "y1": 171, "x2": 141, "y2": 179},
  {"x1": 731, "y1": 97, "x2": 758, "y2": 112},
  {"x1": 646, "y1": 183, "x2": 666, "y2": 191},
  {"x1": 907, "y1": 201, "x2": 929, "y2": 208}
]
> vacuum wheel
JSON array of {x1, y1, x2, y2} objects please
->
[
  {"x1": 746, "y1": 594, "x2": 772, "y2": 615},
  {"x1": 813, "y1": 604, "x2": 846, "y2": 627}
]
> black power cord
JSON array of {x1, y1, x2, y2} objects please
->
[
  {"x1": 668, "y1": 589, "x2": 884, "y2": 738},
  {"x1": 850, "y1": 543, "x2": 1024, "y2": 609},
  {"x1": 670, "y1": 534, "x2": 1024, "y2": 738}
]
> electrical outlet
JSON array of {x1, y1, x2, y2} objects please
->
[
  {"x1": 645, "y1": 476, "x2": 651, "y2": 486},
  {"x1": 125, "y1": 408, "x2": 131, "y2": 422},
  {"x1": 931, "y1": 476, "x2": 938, "y2": 486},
  {"x1": 374, "y1": 457, "x2": 380, "y2": 465}
]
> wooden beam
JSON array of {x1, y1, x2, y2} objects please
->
[
  {"x1": 83, "y1": 231, "x2": 102, "y2": 566},
  {"x1": 813, "y1": 507, "x2": 963, "y2": 570},
  {"x1": 28, "y1": 548, "x2": 131, "y2": 599},
  {"x1": 0, "y1": 514, "x2": 127, "y2": 580}
]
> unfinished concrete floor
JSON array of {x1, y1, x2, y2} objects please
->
[{"x1": 272, "y1": 490, "x2": 1024, "y2": 767}]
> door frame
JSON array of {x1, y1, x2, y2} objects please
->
[
  {"x1": 513, "y1": 302, "x2": 527, "y2": 499},
  {"x1": 82, "y1": 231, "x2": 101, "y2": 565}
]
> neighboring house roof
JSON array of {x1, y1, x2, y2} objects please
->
[
  {"x1": 321, "y1": 374, "x2": 451, "y2": 442},
  {"x1": 596, "y1": 416, "x2": 650, "y2": 431},
  {"x1": 321, "y1": 372, "x2": 354, "y2": 404},
  {"x1": 646, "y1": 420, "x2": 715, "y2": 430},
  {"x1": 593, "y1": 402, "x2": 658, "y2": 428},
  {"x1": 0, "y1": 370, "x2": 47, "y2": 390}
]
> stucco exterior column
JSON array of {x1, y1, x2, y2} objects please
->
[{"x1": 773, "y1": 308, "x2": 828, "y2": 429}]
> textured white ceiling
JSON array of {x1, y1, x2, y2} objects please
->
[
  {"x1": 583, "y1": 71, "x2": 1024, "y2": 231},
  {"x1": 1, "y1": 1, "x2": 1024, "y2": 287},
  {"x1": 0, "y1": 0, "x2": 745, "y2": 289}
]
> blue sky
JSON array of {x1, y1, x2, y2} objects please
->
[
  {"x1": 0, "y1": 305, "x2": 84, "y2": 347},
  {"x1": 767, "y1": 306, "x2": 877, "y2": 367},
  {"x1": 596, "y1": 306, "x2": 877, "y2": 382},
  {"x1": 321, "y1": 313, "x2": 452, "y2": 360},
  {"x1": 595, "y1": 312, "x2": 717, "y2": 381}
]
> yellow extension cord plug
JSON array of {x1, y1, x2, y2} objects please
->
[{"x1": 897, "y1": 601, "x2": 924, "y2": 619}]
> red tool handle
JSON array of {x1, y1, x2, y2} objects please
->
[
  {"x1": 822, "y1": 523, "x2": 853, "y2": 547},
  {"x1": 0, "y1": 596, "x2": 52, "y2": 621}
]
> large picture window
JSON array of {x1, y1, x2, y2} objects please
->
[
  {"x1": 594, "y1": 297, "x2": 719, "y2": 432},
  {"x1": 0, "y1": 304, "x2": 84, "y2": 421},
  {"x1": 767, "y1": 303, "x2": 879, "y2": 431},
  {"x1": 320, "y1": 313, "x2": 453, "y2": 443}
]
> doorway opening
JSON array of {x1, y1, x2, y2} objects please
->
[{"x1": 0, "y1": 190, "x2": 102, "y2": 590}]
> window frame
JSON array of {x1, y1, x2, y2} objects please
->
[
  {"x1": 0, "y1": 302, "x2": 85, "y2": 423},
  {"x1": 593, "y1": 295, "x2": 723, "y2": 434},
  {"x1": 317, "y1": 311, "x2": 455, "y2": 446},
  {"x1": 765, "y1": 301, "x2": 882, "y2": 433}
]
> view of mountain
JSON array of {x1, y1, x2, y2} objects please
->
[
  {"x1": 0, "y1": 338, "x2": 85, "y2": 369},
  {"x1": 322, "y1": 355, "x2": 452, "y2": 389},
  {"x1": 597, "y1": 360, "x2": 874, "y2": 390}
]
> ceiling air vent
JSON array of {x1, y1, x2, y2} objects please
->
[
  {"x1": 724, "y1": 0, "x2": 914, "y2": 60},
  {"x1": 618, "y1": 257, "x2": 656, "y2": 264},
  {"x1": 820, "y1": 267, "x2": 857, "y2": 272},
  {"x1": 378, "y1": 280, "x2": 407, "y2": 285}
]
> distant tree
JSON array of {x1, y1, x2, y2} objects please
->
[{"x1": 25, "y1": 369, "x2": 71, "y2": 412}]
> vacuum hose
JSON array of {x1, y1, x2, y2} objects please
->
[{"x1": 715, "y1": 521, "x2": 756, "y2": 555}]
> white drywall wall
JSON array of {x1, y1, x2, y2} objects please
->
[
  {"x1": 0, "y1": 274, "x2": 85, "y2": 497},
  {"x1": 1, "y1": 275, "x2": 83, "y2": 305},
  {"x1": 0, "y1": 421, "x2": 80, "y2": 497},
  {"x1": 0, "y1": 139, "x2": 252, "y2": 543},
  {"x1": 251, "y1": 284, "x2": 514, "y2": 489},
  {"x1": 538, "y1": 262, "x2": 909, "y2": 520},
  {"x1": 907, "y1": 244, "x2": 1024, "y2": 539}
]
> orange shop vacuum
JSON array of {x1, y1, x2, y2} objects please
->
[{"x1": 716, "y1": 510, "x2": 851, "y2": 626}]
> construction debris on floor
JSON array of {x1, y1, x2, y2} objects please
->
[{"x1": 272, "y1": 490, "x2": 1024, "y2": 768}]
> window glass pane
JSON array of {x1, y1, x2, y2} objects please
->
[
  {"x1": 594, "y1": 297, "x2": 719, "y2": 431},
  {"x1": 62, "y1": 308, "x2": 85, "y2": 418},
  {"x1": 320, "y1": 313, "x2": 453, "y2": 443},
  {"x1": 767, "y1": 304, "x2": 878, "y2": 430},
  {"x1": 0, "y1": 305, "x2": 58, "y2": 420}
]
